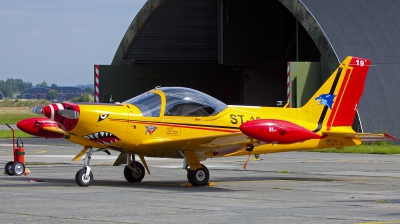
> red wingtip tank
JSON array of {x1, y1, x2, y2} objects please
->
[
  {"x1": 240, "y1": 119, "x2": 322, "y2": 144},
  {"x1": 17, "y1": 117, "x2": 64, "y2": 138}
]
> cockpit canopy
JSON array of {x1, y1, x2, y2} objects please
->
[{"x1": 123, "y1": 87, "x2": 227, "y2": 117}]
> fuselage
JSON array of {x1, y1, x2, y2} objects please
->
[{"x1": 67, "y1": 102, "x2": 359, "y2": 158}]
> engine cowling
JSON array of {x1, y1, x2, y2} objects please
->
[{"x1": 40, "y1": 102, "x2": 80, "y2": 131}]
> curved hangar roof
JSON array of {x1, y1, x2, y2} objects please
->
[{"x1": 113, "y1": 0, "x2": 400, "y2": 138}]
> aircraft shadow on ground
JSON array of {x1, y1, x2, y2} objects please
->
[{"x1": 1, "y1": 170, "x2": 340, "y2": 192}]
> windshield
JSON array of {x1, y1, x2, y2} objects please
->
[
  {"x1": 161, "y1": 87, "x2": 227, "y2": 116},
  {"x1": 123, "y1": 91, "x2": 161, "y2": 117}
]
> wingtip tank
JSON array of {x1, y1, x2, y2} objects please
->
[
  {"x1": 240, "y1": 119, "x2": 322, "y2": 144},
  {"x1": 17, "y1": 117, "x2": 64, "y2": 138}
]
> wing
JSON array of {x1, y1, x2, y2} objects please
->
[
  {"x1": 133, "y1": 132, "x2": 262, "y2": 160},
  {"x1": 323, "y1": 132, "x2": 397, "y2": 142},
  {"x1": 42, "y1": 126, "x2": 68, "y2": 135}
]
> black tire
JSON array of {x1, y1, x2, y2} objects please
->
[
  {"x1": 75, "y1": 168, "x2": 93, "y2": 187},
  {"x1": 187, "y1": 169, "x2": 194, "y2": 184},
  {"x1": 12, "y1": 162, "x2": 25, "y2": 176},
  {"x1": 187, "y1": 164, "x2": 209, "y2": 186},
  {"x1": 124, "y1": 161, "x2": 145, "y2": 183},
  {"x1": 5, "y1": 161, "x2": 14, "y2": 176}
]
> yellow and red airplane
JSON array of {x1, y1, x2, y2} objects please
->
[{"x1": 17, "y1": 56, "x2": 396, "y2": 187}]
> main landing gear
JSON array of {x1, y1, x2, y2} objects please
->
[
  {"x1": 123, "y1": 154, "x2": 145, "y2": 183},
  {"x1": 186, "y1": 164, "x2": 209, "y2": 186},
  {"x1": 182, "y1": 151, "x2": 210, "y2": 186}
]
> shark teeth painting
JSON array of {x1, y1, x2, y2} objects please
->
[{"x1": 83, "y1": 131, "x2": 120, "y2": 145}]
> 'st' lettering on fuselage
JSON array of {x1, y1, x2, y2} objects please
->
[{"x1": 230, "y1": 114, "x2": 261, "y2": 125}]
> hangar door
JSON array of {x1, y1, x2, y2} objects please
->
[{"x1": 94, "y1": 65, "x2": 242, "y2": 104}]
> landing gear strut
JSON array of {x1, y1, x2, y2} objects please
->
[
  {"x1": 74, "y1": 147, "x2": 110, "y2": 187},
  {"x1": 182, "y1": 152, "x2": 210, "y2": 186},
  {"x1": 75, "y1": 147, "x2": 94, "y2": 187}
]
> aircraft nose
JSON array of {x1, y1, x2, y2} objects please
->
[
  {"x1": 41, "y1": 103, "x2": 65, "y2": 121},
  {"x1": 38, "y1": 102, "x2": 80, "y2": 131}
]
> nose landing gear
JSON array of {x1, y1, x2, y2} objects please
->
[{"x1": 75, "y1": 147, "x2": 110, "y2": 187}]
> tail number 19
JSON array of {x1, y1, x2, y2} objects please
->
[{"x1": 355, "y1": 59, "x2": 365, "y2": 66}]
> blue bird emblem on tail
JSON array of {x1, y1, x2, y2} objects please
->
[{"x1": 315, "y1": 94, "x2": 336, "y2": 109}]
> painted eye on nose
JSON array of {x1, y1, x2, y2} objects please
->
[{"x1": 98, "y1": 113, "x2": 110, "y2": 122}]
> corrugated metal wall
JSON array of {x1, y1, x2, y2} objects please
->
[
  {"x1": 125, "y1": 0, "x2": 218, "y2": 64},
  {"x1": 301, "y1": 0, "x2": 400, "y2": 138}
]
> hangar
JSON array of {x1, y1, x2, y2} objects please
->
[{"x1": 96, "y1": 0, "x2": 400, "y2": 139}]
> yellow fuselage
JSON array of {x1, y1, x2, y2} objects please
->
[{"x1": 67, "y1": 103, "x2": 359, "y2": 158}]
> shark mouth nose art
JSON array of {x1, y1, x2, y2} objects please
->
[{"x1": 83, "y1": 132, "x2": 120, "y2": 145}]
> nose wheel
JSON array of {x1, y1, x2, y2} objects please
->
[
  {"x1": 75, "y1": 167, "x2": 93, "y2": 186},
  {"x1": 74, "y1": 147, "x2": 110, "y2": 187}
]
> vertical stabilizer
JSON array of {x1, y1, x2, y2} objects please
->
[{"x1": 301, "y1": 56, "x2": 370, "y2": 131}]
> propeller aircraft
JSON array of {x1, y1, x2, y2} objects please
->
[{"x1": 17, "y1": 56, "x2": 396, "y2": 187}]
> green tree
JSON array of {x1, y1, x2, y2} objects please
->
[
  {"x1": 51, "y1": 83, "x2": 58, "y2": 88},
  {"x1": 6, "y1": 78, "x2": 17, "y2": 92},
  {"x1": 46, "y1": 89, "x2": 58, "y2": 101},
  {"x1": 0, "y1": 81, "x2": 12, "y2": 97},
  {"x1": 15, "y1": 79, "x2": 29, "y2": 92},
  {"x1": 0, "y1": 78, "x2": 32, "y2": 96},
  {"x1": 36, "y1": 81, "x2": 48, "y2": 87},
  {"x1": 70, "y1": 92, "x2": 91, "y2": 102},
  {"x1": 83, "y1": 87, "x2": 94, "y2": 95}
]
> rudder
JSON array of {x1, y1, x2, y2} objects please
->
[{"x1": 301, "y1": 56, "x2": 370, "y2": 131}]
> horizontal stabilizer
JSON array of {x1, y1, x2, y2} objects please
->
[{"x1": 323, "y1": 132, "x2": 397, "y2": 142}]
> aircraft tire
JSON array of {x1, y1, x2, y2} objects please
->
[
  {"x1": 187, "y1": 169, "x2": 194, "y2": 184},
  {"x1": 12, "y1": 162, "x2": 25, "y2": 176},
  {"x1": 124, "y1": 161, "x2": 145, "y2": 183},
  {"x1": 5, "y1": 161, "x2": 14, "y2": 176},
  {"x1": 75, "y1": 168, "x2": 93, "y2": 187},
  {"x1": 187, "y1": 164, "x2": 209, "y2": 186}
]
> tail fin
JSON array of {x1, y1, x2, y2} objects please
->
[{"x1": 301, "y1": 56, "x2": 370, "y2": 131}]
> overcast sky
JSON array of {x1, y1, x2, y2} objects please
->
[{"x1": 0, "y1": 0, "x2": 147, "y2": 87}]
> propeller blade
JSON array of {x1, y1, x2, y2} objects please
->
[
  {"x1": 31, "y1": 106, "x2": 43, "y2": 114},
  {"x1": 57, "y1": 110, "x2": 79, "y2": 119}
]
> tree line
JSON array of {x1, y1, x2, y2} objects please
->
[
  {"x1": 0, "y1": 78, "x2": 33, "y2": 98},
  {"x1": 0, "y1": 78, "x2": 93, "y2": 99}
]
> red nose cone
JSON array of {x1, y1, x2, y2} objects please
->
[
  {"x1": 240, "y1": 119, "x2": 321, "y2": 144},
  {"x1": 17, "y1": 117, "x2": 64, "y2": 138}
]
